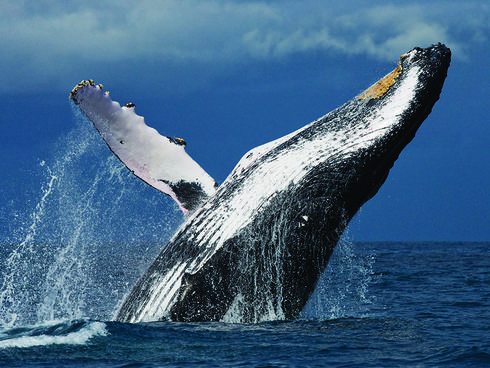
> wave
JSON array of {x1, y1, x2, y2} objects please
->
[{"x1": 0, "y1": 319, "x2": 107, "y2": 349}]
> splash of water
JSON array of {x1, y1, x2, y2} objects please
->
[
  {"x1": 0, "y1": 109, "x2": 180, "y2": 327},
  {"x1": 300, "y1": 238, "x2": 377, "y2": 320},
  {"x1": 0, "y1": 168, "x2": 58, "y2": 327}
]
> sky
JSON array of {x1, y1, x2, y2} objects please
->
[{"x1": 0, "y1": 0, "x2": 488, "y2": 242}]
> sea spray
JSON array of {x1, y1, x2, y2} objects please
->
[
  {"x1": 0, "y1": 167, "x2": 58, "y2": 328},
  {"x1": 300, "y1": 238, "x2": 377, "y2": 320},
  {"x1": 0, "y1": 110, "x2": 180, "y2": 327}
]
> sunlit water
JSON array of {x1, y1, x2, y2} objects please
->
[{"x1": 0, "y1": 113, "x2": 488, "y2": 366}]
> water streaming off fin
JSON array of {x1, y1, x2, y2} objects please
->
[{"x1": 0, "y1": 110, "x2": 180, "y2": 327}]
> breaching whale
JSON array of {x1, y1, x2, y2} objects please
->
[{"x1": 71, "y1": 44, "x2": 450, "y2": 323}]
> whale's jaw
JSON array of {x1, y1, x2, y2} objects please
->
[{"x1": 115, "y1": 44, "x2": 451, "y2": 323}]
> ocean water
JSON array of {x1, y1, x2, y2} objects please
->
[
  {"x1": 0, "y1": 241, "x2": 490, "y2": 367},
  {"x1": 0, "y1": 117, "x2": 489, "y2": 366},
  {"x1": 0, "y1": 241, "x2": 488, "y2": 367}
]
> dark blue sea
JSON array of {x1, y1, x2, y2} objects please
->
[
  {"x1": 0, "y1": 118, "x2": 489, "y2": 366},
  {"x1": 0, "y1": 241, "x2": 488, "y2": 367}
]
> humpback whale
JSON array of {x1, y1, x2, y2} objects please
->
[{"x1": 71, "y1": 44, "x2": 451, "y2": 323}]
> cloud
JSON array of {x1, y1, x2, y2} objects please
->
[{"x1": 0, "y1": 0, "x2": 487, "y2": 93}]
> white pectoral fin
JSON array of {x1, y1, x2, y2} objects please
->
[{"x1": 70, "y1": 80, "x2": 218, "y2": 214}]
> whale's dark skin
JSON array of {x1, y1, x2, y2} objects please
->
[{"x1": 73, "y1": 44, "x2": 451, "y2": 323}]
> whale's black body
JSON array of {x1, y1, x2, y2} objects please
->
[{"x1": 71, "y1": 44, "x2": 450, "y2": 323}]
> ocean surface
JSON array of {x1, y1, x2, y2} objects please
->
[{"x1": 0, "y1": 241, "x2": 488, "y2": 367}]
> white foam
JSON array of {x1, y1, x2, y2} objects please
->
[{"x1": 0, "y1": 321, "x2": 108, "y2": 349}]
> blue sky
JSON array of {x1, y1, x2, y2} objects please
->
[{"x1": 0, "y1": 1, "x2": 488, "y2": 241}]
